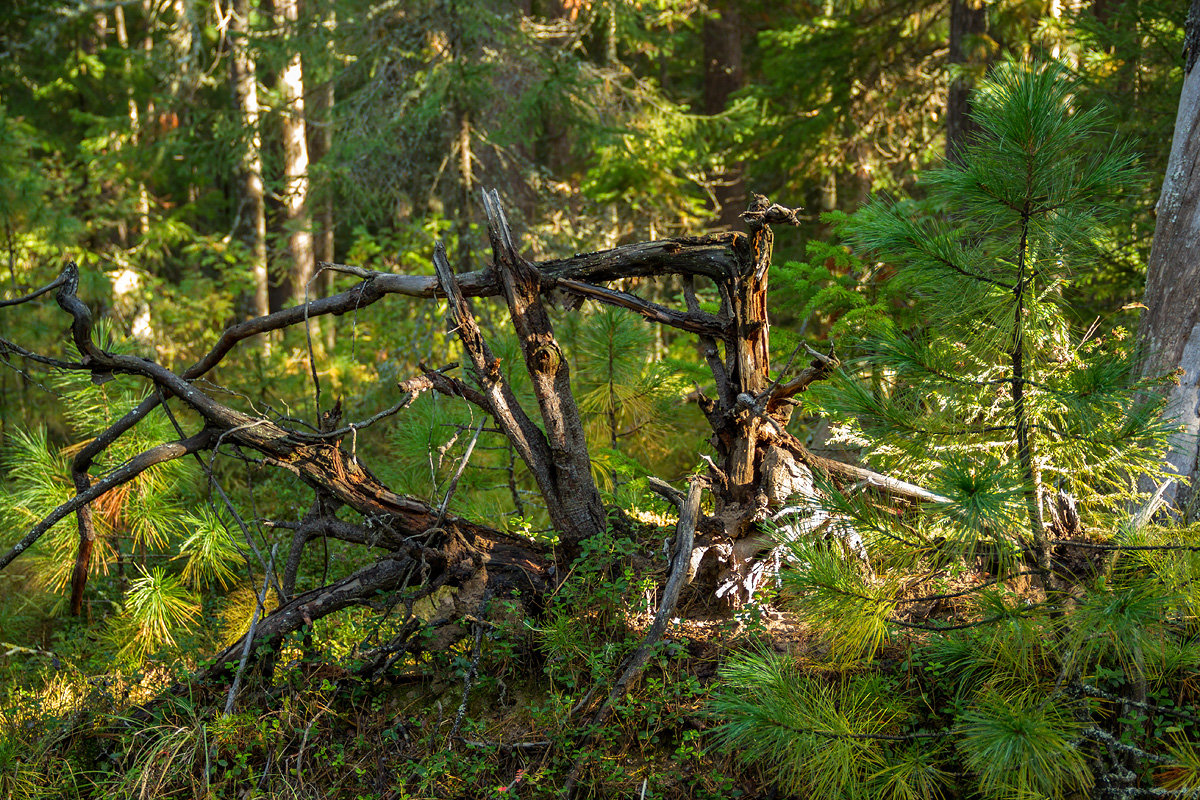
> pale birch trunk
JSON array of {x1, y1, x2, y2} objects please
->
[
  {"x1": 1138, "y1": 0, "x2": 1200, "y2": 517},
  {"x1": 230, "y1": 0, "x2": 269, "y2": 319},
  {"x1": 277, "y1": 0, "x2": 313, "y2": 308}
]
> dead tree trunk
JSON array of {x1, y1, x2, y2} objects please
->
[
  {"x1": 0, "y1": 191, "x2": 946, "y2": 685},
  {"x1": 429, "y1": 192, "x2": 606, "y2": 554}
]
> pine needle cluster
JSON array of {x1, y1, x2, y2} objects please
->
[
  {"x1": 714, "y1": 61, "x2": 1192, "y2": 799},
  {"x1": 0, "y1": 350, "x2": 245, "y2": 660}
]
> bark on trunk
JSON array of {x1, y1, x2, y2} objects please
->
[
  {"x1": 946, "y1": 0, "x2": 988, "y2": 164},
  {"x1": 276, "y1": 0, "x2": 314, "y2": 310},
  {"x1": 1138, "y1": 0, "x2": 1200, "y2": 517},
  {"x1": 113, "y1": 5, "x2": 150, "y2": 239},
  {"x1": 311, "y1": 74, "x2": 335, "y2": 349},
  {"x1": 231, "y1": 0, "x2": 270, "y2": 319},
  {"x1": 702, "y1": 1, "x2": 746, "y2": 230},
  {"x1": 430, "y1": 191, "x2": 607, "y2": 554}
]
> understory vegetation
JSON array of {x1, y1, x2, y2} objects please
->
[{"x1": 2, "y1": 2, "x2": 1199, "y2": 799}]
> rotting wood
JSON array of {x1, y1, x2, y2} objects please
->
[{"x1": 0, "y1": 190, "x2": 951, "y2": 668}]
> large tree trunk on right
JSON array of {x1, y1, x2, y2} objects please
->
[{"x1": 1138, "y1": 0, "x2": 1200, "y2": 516}]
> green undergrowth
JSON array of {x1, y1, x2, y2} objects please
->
[
  {"x1": 710, "y1": 518, "x2": 1200, "y2": 800},
  {"x1": 0, "y1": 519, "x2": 749, "y2": 800},
  {"x1": 8, "y1": 516, "x2": 1200, "y2": 799}
]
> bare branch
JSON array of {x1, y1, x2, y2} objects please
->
[
  {"x1": 0, "y1": 336, "x2": 85, "y2": 371},
  {"x1": 684, "y1": 277, "x2": 731, "y2": 407},
  {"x1": 765, "y1": 346, "x2": 838, "y2": 418},
  {"x1": 0, "y1": 270, "x2": 69, "y2": 308},
  {"x1": 199, "y1": 519, "x2": 552, "y2": 687},
  {"x1": 740, "y1": 202, "x2": 803, "y2": 230},
  {"x1": 281, "y1": 516, "x2": 385, "y2": 598},
  {"x1": 432, "y1": 241, "x2": 552, "y2": 491},
  {"x1": 200, "y1": 556, "x2": 416, "y2": 684},
  {"x1": 225, "y1": 543, "x2": 277, "y2": 716},
  {"x1": 435, "y1": 420, "x2": 485, "y2": 526},
  {"x1": 555, "y1": 278, "x2": 726, "y2": 338},
  {"x1": 646, "y1": 477, "x2": 686, "y2": 508},
  {"x1": 766, "y1": 428, "x2": 952, "y2": 505},
  {"x1": 181, "y1": 232, "x2": 744, "y2": 383}
]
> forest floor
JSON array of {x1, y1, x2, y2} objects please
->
[{"x1": 1, "y1": 510, "x2": 1103, "y2": 800}]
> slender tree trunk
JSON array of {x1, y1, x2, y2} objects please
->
[
  {"x1": 946, "y1": 0, "x2": 987, "y2": 163},
  {"x1": 702, "y1": 2, "x2": 743, "y2": 117},
  {"x1": 457, "y1": 111, "x2": 474, "y2": 272},
  {"x1": 276, "y1": 0, "x2": 313, "y2": 309},
  {"x1": 109, "y1": 7, "x2": 154, "y2": 348},
  {"x1": 1047, "y1": 0, "x2": 1062, "y2": 60},
  {"x1": 1138, "y1": 0, "x2": 1200, "y2": 517},
  {"x1": 305, "y1": 13, "x2": 336, "y2": 347},
  {"x1": 113, "y1": 6, "x2": 150, "y2": 239},
  {"x1": 1013, "y1": 211, "x2": 1049, "y2": 575},
  {"x1": 313, "y1": 78, "x2": 335, "y2": 350},
  {"x1": 231, "y1": 0, "x2": 269, "y2": 319},
  {"x1": 443, "y1": 0, "x2": 476, "y2": 272},
  {"x1": 604, "y1": 0, "x2": 618, "y2": 63},
  {"x1": 703, "y1": 0, "x2": 745, "y2": 230},
  {"x1": 168, "y1": 0, "x2": 198, "y2": 98}
]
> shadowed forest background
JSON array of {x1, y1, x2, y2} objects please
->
[{"x1": 3, "y1": 1, "x2": 1200, "y2": 798}]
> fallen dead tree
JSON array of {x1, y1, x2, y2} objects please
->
[{"x1": 0, "y1": 190, "x2": 943, "y2": 691}]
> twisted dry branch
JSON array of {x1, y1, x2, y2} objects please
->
[{"x1": 0, "y1": 191, "x2": 948, "y2": 669}]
